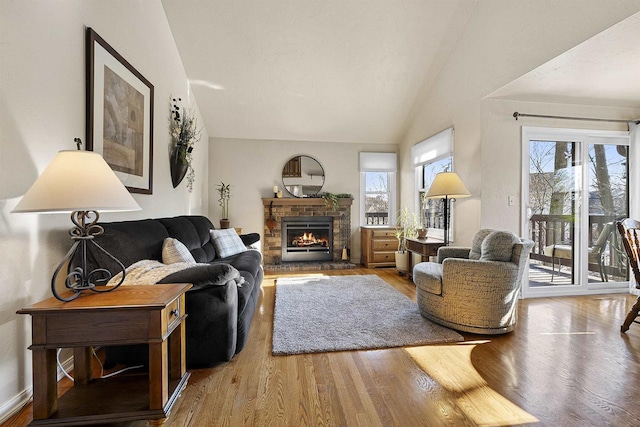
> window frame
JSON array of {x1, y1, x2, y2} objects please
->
[
  {"x1": 360, "y1": 170, "x2": 396, "y2": 226},
  {"x1": 359, "y1": 152, "x2": 397, "y2": 227}
]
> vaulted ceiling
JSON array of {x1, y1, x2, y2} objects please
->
[
  {"x1": 162, "y1": 0, "x2": 476, "y2": 144},
  {"x1": 488, "y1": 11, "x2": 640, "y2": 109},
  {"x1": 162, "y1": 1, "x2": 640, "y2": 145}
]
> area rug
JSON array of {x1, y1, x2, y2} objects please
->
[{"x1": 272, "y1": 274, "x2": 463, "y2": 355}]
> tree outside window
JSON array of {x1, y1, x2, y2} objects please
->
[{"x1": 420, "y1": 157, "x2": 452, "y2": 230}]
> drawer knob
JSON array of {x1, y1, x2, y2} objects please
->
[{"x1": 170, "y1": 309, "x2": 180, "y2": 318}]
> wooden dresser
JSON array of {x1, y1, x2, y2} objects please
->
[{"x1": 360, "y1": 226, "x2": 400, "y2": 268}]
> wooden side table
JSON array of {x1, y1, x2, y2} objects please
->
[
  {"x1": 17, "y1": 284, "x2": 192, "y2": 426},
  {"x1": 405, "y1": 237, "x2": 446, "y2": 278}
]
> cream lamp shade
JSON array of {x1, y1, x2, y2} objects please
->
[
  {"x1": 11, "y1": 149, "x2": 140, "y2": 302},
  {"x1": 425, "y1": 172, "x2": 471, "y2": 199},
  {"x1": 12, "y1": 150, "x2": 140, "y2": 213}
]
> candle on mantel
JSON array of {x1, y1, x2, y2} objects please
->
[{"x1": 273, "y1": 185, "x2": 278, "y2": 193}]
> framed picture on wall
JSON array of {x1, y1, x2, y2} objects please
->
[{"x1": 86, "y1": 27, "x2": 154, "y2": 194}]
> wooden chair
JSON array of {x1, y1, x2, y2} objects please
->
[{"x1": 617, "y1": 218, "x2": 640, "y2": 333}]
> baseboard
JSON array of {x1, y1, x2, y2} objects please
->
[
  {"x1": 0, "y1": 387, "x2": 32, "y2": 424},
  {"x1": 0, "y1": 352, "x2": 74, "y2": 424}
]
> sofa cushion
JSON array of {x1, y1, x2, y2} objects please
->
[
  {"x1": 159, "y1": 217, "x2": 214, "y2": 262},
  {"x1": 480, "y1": 231, "x2": 519, "y2": 262},
  {"x1": 162, "y1": 238, "x2": 196, "y2": 264},
  {"x1": 87, "y1": 219, "x2": 169, "y2": 274},
  {"x1": 180, "y1": 216, "x2": 218, "y2": 261},
  {"x1": 469, "y1": 229, "x2": 495, "y2": 260},
  {"x1": 211, "y1": 229, "x2": 247, "y2": 258}
]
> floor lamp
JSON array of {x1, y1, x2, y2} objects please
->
[
  {"x1": 425, "y1": 172, "x2": 470, "y2": 245},
  {"x1": 12, "y1": 143, "x2": 141, "y2": 301}
]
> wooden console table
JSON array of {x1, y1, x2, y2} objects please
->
[
  {"x1": 17, "y1": 284, "x2": 192, "y2": 426},
  {"x1": 405, "y1": 237, "x2": 446, "y2": 278}
]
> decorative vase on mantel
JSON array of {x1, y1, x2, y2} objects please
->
[{"x1": 170, "y1": 146, "x2": 188, "y2": 188}]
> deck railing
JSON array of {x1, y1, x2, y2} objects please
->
[
  {"x1": 365, "y1": 212, "x2": 389, "y2": 225},
  {"x1": 528, "y1": 214, "x2": 625, "y2": 278}
]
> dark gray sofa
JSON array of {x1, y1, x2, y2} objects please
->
[{"x1": 79, "y1": 215, "x2": 263, "y2": 369}]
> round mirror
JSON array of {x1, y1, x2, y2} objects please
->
[{"x1": 282, "y1": 155, "x2": 325, "y2": 197}]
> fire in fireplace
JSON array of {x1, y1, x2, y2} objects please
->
[{"x1": 281, "y1": 216, "x2": 333, "y2": 262}]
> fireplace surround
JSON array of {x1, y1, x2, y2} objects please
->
[{"x1": 262, "y1": 197, "x2": 352, "y2": 266}]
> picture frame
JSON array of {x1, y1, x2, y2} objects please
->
[{"x1": 86, "y1": 27, "x2": 154, "y2": 194}]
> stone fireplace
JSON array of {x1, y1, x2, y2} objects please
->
[{"x1": 262, "y1": 197, "x2": 353, "y2": 266}]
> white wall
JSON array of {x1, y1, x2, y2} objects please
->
[
  {"x1": 0, "y1": 0, "x2": 208, "y2": 419},
  {"x1": 399, "y1": 0, "x2": 640, "y2": 246},
  {"x1": 481, "y1": 99, "x2": 640, "y2": 233},
  {"x1": 208, "y1": 138, "x2": 398, "y2": 261}
]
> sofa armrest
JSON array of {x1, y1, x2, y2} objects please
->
[
  {"x1": 159, "y1": 263, "x2": 242, "y2": 291},
  {"x1": 240, "y1": 233, "x2": 260, "y2": 247},
  {"x1": 159, "y1": 263, "x2": 240, "y2": 367},
  {"x1": 437, "y1": 246, "x2": 471, "y2": 263}
]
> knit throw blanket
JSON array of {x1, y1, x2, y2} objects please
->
[{"x1": 107, "y1": 259, "x2": 205, "y2": 286}]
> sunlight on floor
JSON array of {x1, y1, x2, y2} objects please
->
[
  {"x1": 539, "y1": 331, "x2": 596, "y2": 335},
  {"x1": 406, "y1": 341, "x2": 539, "y2": 426},
  {"x1": 263, "y1": 274, "x2": 327, "y2": 287}
]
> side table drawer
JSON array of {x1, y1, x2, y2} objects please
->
[{"x1": 166, "y1": 296, "x2": 182, "y2": 329}]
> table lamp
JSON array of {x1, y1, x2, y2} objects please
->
[
  {"x1": 425, "y1": 172, "x2": 470, "y2": 245},
  {"x1": 12, "y1": 140, "x2": 141, "y2": 301}
]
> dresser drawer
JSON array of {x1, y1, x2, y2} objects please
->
[
  {"x1": 372, "y1": 229, "x2": 398, "y2": 239},
  {"x1": 372, "y1": 252, "x2": 396, "y2": 263},
  {"x1": 372, "y1": 240, "x2": 397, "y2": 251}
]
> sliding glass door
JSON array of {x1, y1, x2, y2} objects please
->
[{"x1": 522, "y1": 127, "x2": 629, "y2": 297}]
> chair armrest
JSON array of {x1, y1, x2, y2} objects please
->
[{"x1": 438, "y1": 246, "x2": 471, "y2": 263}]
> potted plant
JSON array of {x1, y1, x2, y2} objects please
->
[
  {"x1": 217, "y1": 182, "x2": 231, "y2": 229},
  {"x1": 393, "y1": 208, "x2": 420, "y2": 274}
]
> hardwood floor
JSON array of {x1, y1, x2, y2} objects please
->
[{"x1": 5, "y1": 267, "x2": 640, "y2": 426}]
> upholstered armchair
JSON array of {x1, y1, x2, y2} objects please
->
[{"x1": 413, "y1": 229, "x2": 534, "y2": 334}]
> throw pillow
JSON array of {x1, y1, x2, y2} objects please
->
[
  {"x1": 479, "y1": 231, "x2": 519, "y2": 262},
  {"x1": 162, "y1": 238, "x2": 196, "y2": 264},
  {"x1": 469, "y1": 229, "x2": 495, "y2": 260},
  {"x1": 210, "y1": 228, "x2": 247, "y2": 258}
]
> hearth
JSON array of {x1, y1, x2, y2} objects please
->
[{"x1": 281, "y1": 216, "x2": 333, "y2": 262}]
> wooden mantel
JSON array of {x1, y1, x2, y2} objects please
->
[{"x1": 262, "y1": 197, "x2": 353, "y2": 207}]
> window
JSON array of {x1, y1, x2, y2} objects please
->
[
  {"x1": 420, "y1": 157, "x2": 452, "y2": 229},
  {"x1": 412, "y1": 128, "x2": 454, "y2": 237},
  {"x1": 359, "y1": 152, "x2": 397, "y2": 226}
]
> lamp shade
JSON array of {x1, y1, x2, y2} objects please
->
[
  {"x1": 425, "y1": 172, "x2": 471, "y2": 199},
  {"x1": 12, "y1": 150, "x2": 141, "y2": 213}
]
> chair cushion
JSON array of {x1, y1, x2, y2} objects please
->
[
  {"x1": 469, "y1": 229, "x2": 495, "y2": 260},
  {"x1": 162, "y1": 238, "x2": 196, "y2": 264},
  {"x1": 210, "y1": 229, "x2": 247, "y2": 258},
  {"x1": 480, "y1": 231, "x2": 519, "y2": 262},
  {"x1": 413, "y1": 262, "x2": 443, "y2": 295}
]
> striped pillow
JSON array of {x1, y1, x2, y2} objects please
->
[
  {"x1": 162, "y1": 238, "x2": 196, "y2": 264},
  {"x1": 210, "y1": 228, "x2": 247, "y2": 258}
]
